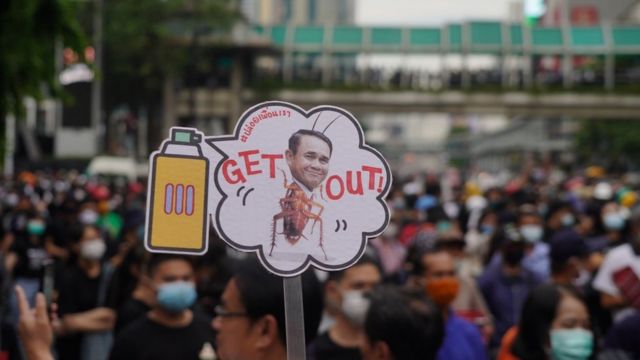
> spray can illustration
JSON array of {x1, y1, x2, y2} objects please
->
[{"x1": 146, "y1": 128, "x2": 209, "y2": 254}]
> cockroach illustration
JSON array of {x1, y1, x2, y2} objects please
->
[
  {"x1": 269, "y1": 112, "x2": 339, "y2": 260},
  {"x1": 270, "y1": 169, "x2": 326, "y2": 259}
]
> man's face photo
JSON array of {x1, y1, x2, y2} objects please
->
[{"x1": 286, "y1": 134, "x2": 331, "y2": 191}]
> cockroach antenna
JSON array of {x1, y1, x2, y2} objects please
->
[
  {"x1": 322, "y1": 114, "x2": 341, "y2": 134},
  {"x1": 311, "y1": 112, "x2": 322, "y2": 131}
]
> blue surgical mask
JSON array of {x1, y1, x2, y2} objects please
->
[
  {"x1": 550, "y1": 328, "x2": 593, "y2": 360},
  {"x1": 561, "y1": 214, "x2": 575, "y2": 227},
  {"x1": 480, "y1": 224, "x2": 494, "y2": 236},
  {"x1": 156, "y1": 281, "x2": 197, "y2": 312},
  {"x1": 603, "y1": 213, "x2": 625, "y2": 231},
  {"x1": 520, "y1": 225, "x2": 543, "y2": 243}
]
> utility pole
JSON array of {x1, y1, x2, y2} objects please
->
[
  {"x1": 91, "y1": 0, "x2": 104, "y2": 154},
  {"x1": 3, "y1": 115, "x2": 15, "y2": 177}
]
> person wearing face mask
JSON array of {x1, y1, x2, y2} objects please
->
[
  {"x1": 487, "y1": 208, "x2": 550, "y2": 281},
  {"x1": 464, "y1": 209, "x2": 498, "y2": 278},
  {"x1": 548, "y1": 230, "x2": 616, "y2": 340},
  {"x1": 546, "y1": 202, "x2": 577, "y2": 240},
  {"x1": 497, "y1": 284, "x2": 595, "y2": 360},
  {"x1": 549, "y1": 231, "x2": 590, "y2": 289},
  {"x1": 593, "y1": 207, "x2": 640, "y2": 324},
  {"x1": 589, "y1": 202, "x2": 628, "y2": 252},
  {"x1": 478, "y1": 225, "x2": 544, "y2": 349},
  {"x1": 311, "y1": 254, "x2": 382, "y2": 360},
  {"x1": 434, "y1": 229, "x2": 494, "y2": 345},
  {"x1": 109, "y1": 254, "x2": 215, "y2": 360},
  {"x1": 55, "y1": 225, "x2": 116, "y2": 360},
  {"x1": 417, "y1": 249, "x2": 487, "y2": 360},
  {"x1": 7, "y1": 214, "x2": 51, "y2": 326},
  {"x1": 78, "y1": 202, "x2": 100, "y2": 226}
]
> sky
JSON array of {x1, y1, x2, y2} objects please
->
[
  {"x1": 355, "y1": 0, "x2": 517, "y2": 26},
  {"x1": 353, "y1": 0, "x2": 519, "y2": 70}
]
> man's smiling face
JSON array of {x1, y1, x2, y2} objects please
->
[{"x1": 286, "y1": 134, "x2": 331, "y2": 191}]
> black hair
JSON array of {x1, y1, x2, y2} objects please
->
[
  {"x1": 512, "y1": 284, "x2": 592, "y2": 360},
  {"x1": 547, "y1": 200, "x2": 574, "y2": 221},
  {"x1": 517, "y1": 205, "x2": 542, "y2": 224},
  {"x1": 409, "y1": 247, "x2": 449, "y2": 277},
  {"x1": 233, "y1": 257, "x2": 323, "y2": 346},
  {"x1": 365, "y1": 286, "x2": 444, "y2": 360},
  {"x1": 326, "y1": 253, "x2": 381, "y2": 282},
  {"x1": 146, "y1": 254, "x2": 195, "y2": 276},
  {"x1": 71, "y1": 224, "x2": 101, "y2": 244},
  {"x1": 288, "y1": 129, "x2": 333, "y2": 156},
  {"x1": 550, "y1": 259, "x2": 569, "y2": 275}
]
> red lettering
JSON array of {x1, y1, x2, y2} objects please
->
[
  {"x1": 239, "y1": 150, "x2": 262, "y2": 176},
  {"x1": 222, "y1": 159, "x2": 246, "y2": 184},
  {"x1": 362, "y1": 166, "x2": 383, "y2": 190},
  {"x1": 326, "y1": 175, "x2": 344, "y2": 200},
  {"x1": 346, "y1": 171, "x2": 363, "y2": 195},
  {"x1": 261, "y1": 153, "x2": 284, "y2": 178}
]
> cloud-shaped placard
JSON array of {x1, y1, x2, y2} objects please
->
[{"x1": 206, "y1": 101, "x2": 391, "y2": 277}]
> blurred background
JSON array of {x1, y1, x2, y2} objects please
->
[
  {"x1": 2, "y1": 0, "x2": 640, "y2": 176},
  {"x1": 2, "y1": 1, "x2": 640, "y2": 360}
]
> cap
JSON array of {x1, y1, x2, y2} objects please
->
[{"x1": 549, "y1": 230, "x2": 588, "y2": 264}]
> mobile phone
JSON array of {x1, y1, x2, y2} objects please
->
[{"x1": 42, "y1": 259, "x2": 55, "y2": 305}]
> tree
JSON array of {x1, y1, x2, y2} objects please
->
[
  {"x1": 575, "y1": 119, "x2": 640, "y2": 171},
  {"x1": 0, "y1": 0, "x2": 86, "y2": 120},
  {"x1": 99, "y1": 0, "x2": 240, "y2": 148}
]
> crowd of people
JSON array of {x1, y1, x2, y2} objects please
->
[{"x1": 1, "y1": 164, "x2": 640, "y2": 360}]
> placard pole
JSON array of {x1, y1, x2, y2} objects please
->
[{"x1": 283, "y1": 275, "x2": 306, "y2": 360}]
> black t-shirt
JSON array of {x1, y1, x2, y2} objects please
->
[
  {"x1": 114, "y1": 298, "x2": 151, "y2": 335},
  {"x1": 109, "y1": 313, "x2": 216, "y2": 360},
  {"x1": 311, "y1": 331, "x2": 361, "y2": 360},
  {"x1": 11, "y1": 235, "x2": 47, "y2": 279},
  {"x1": 55, "y1": 264, "x2": 111, "y2": 360}
]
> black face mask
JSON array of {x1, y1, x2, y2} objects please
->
[{"x1": 503, "y1": 247, "x2": 525, "y2": 266}]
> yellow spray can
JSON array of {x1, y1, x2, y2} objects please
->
[{"x1": 146, "y1": 129, "x2": 209, "y2": 254}]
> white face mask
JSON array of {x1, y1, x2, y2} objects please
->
[
  {"x1": 341, "y1": 290, "x2": 370, "y2": 326},
  {"x1": 81, "y1": 238, "x2": 106, "y2": 260},
  {"x1": 520, "y1": 225, "x2": 543, "y2": 243},
  {"x1": 79, "y1": 209, "x2": 99, "y2": 225}
]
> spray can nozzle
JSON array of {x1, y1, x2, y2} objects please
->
[{"x1": 171, "y1": 129, "x2": 201, "y2": 144}]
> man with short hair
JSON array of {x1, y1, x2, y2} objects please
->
[
  {"x1": 360, "y1": 286, "x2": 444, "y2": 360},
  {"x1": 286, "y1": 130, "x2": 332, "y2": 193},
  {"x1": 109, "y1": 254, "x2": 215, "y2": 360},
  {"x1": 487, "y1": 207, "x2": 550, "y2": 280},
  {"x1": 419, "y1": 249, "x2": 487, "y2": 360},
  {"x1": 478, "y1": 226, "x2": 543, "y2": 347},
  {"x1": 212, "y1": 257, "x2": 323, "y2": 360},
  {"x1": 311, "y1": 254, "x2": 382, "y2": 360}
]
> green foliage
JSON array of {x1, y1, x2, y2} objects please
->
[
  {"x1": 575, "y1": 119, "x2": 640, "y2": 169},
  {"x1": 101, "y1": 0, "x2": 240, "y2": 107},
  {"x1": 0, "y1": 0, "x2": 86, "y2": 119}
]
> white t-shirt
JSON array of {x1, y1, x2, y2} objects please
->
[{"x1": 593, "y1": 243, "x2": 640, "y2": 322}]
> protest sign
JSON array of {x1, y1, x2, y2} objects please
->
[
  {"x1": 207, "y1": 101, "x2": 392, "y2": 276},
  {"x1": 145, "y1": 102, "x2": 391, "y2": 273},
  {"x1": 145, "y1": 101, "x2": 391, "y2": 359}
]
